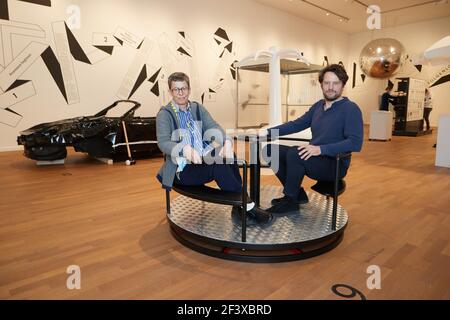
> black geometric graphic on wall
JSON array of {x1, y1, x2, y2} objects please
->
[
  {"x1": 1, "y1": 77, "x2": 33, "y2": 126},
  {"x1": 12, "y1": 21, "x2": 116, "y2": 104},
  {"x1": 3, "y1": 107, "x2": 22, "y2": 117},
  {"x1": 0, "y1": 107, "x2": 23, "y2": 128},
  {"x1": 41, "y1": 46, "x2": 68, "y2": 102},
  {"x1": 0, "y1": 0, "x2": 9, "y2": 20},
  {"x1": 414, "y1": 65, "x2": 422, "y2": 72},
  {"x1": 201, "y1": 93, "x2": 205, "y2": 104},
  {"x1": 352, "y1": 62, "x2": 356, "y2": 88},
  {"x1": 64, "y1": 23, "x2": 114, "y2": 64},
  {"x1": 177, "y1": 47, "x2": 192, "y2": 57},
  {"x1": 225, "y1": 42, "x2": 233, "y2": 53},
  {"x1": 1, "y1": 0, "x2": 51, "y2": 20},
  {"x1": 136, "y1": 40, "x2": 144, "y2": 50},
  {"x1": 18, "y1": 0, "x2": 51, "y2": 6},
  {"x1": 209, "y1": 88, "x2": 216, "y2": 93},
  {"x1": 114, "y1": 36, "x2": 124, "y2": 46},
  {"x1": 214, "y1": 28, "x2": 229, "y2": 41},
  {"x1": 219, "y1": 41, "x2": 233, "y2": 58},
  {"x1": 430, "y1": 74, "x2": 450, "y2": 88},
  {"x1": 128, "y1": 64, "x2": 147, "y2": 99},
  {"x1": 361, "y1": 74, "x2": 366, "y2": 82},
  {"x1": 94, "y1": 45, "x2": 114, "y2": 55},
  {"x1": 213, "y1": 27, "x2": 234, "y2": 60},
  {"x1": 0, "y1": 0, "x2": 142, "y2": 127},
  {"x1": 148, "y1": 67, "x2": 162, "y2": 83},
  {"x1": 323, "y1": 56, "x2": 329, "y2": 66},
  {"x1": 179, "y1": 31, "x2": 185, "y2": 38},
  {"x1": 6, "y1": 79, "x2": 31, "y2": 92},
  {"x1": 150, "y1": 82, "x2": 160, "y2": 97},
  {"x1": 65, "y1": 24, "x2": 91, "y2": 64}
]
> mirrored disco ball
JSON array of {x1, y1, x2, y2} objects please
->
[{"x1": 359, "y1": 38, "x2": 406, "y2": 78}]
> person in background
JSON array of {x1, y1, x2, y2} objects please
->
[
  {"x1": 380, "y1": 83, "x2": 397, "y2": 111},
  {"x1": 423, "y1": 88, "x2": 433, "y2": 131}
]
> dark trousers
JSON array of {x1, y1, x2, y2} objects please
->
[
  {"x1": 264, "y1": 144, "x2": 348, "y2": 198},
  {"x1": 423, "y1": 108, "x2": 432, "y2": 130},
  {"x1": 174, "y1": 163, "x2": 242, "y2": 193}
]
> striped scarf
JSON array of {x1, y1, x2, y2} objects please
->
[{"x1": 173, "y1": 102, "x2": 208, "y2": 155}]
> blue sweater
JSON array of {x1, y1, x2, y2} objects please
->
[{"x1": 268, "y1": 97, "x2": 364, "y2": 159}]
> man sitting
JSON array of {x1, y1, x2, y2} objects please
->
[{"x1": 262, "y1": 64, "x2": 364, "y2": 215}]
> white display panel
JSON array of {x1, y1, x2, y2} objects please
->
[
  {"x1": 406, "y1": 78, "x2": 427, "y2": 122},
  {"x1": 435, "y1": 114, "x2": 450, "y2": 168}
]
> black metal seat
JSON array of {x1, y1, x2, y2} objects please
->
[
  {"x1": 172, "y1": 184, "x2": 243, "y2": 206},
  {"x1": 165, "y1": 158, "x2": 250, "y2": 242},
  {"x1": 311, "y1": 180, "x2": 346, "y2": 198},
  {"x1": 310, "y1": 152, "x2": 351, "y2": 230}
]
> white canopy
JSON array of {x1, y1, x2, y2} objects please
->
[
  {"x1": 234, "y1": 46, "x2": 314, "y2": 127},
  {"x1": 412, "y1": 36, "x2": 450, "y2": 65}
]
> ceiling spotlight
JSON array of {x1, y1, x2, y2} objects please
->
[{"x1": 301, "y1": 0, "x2": 350, "y2": 23}]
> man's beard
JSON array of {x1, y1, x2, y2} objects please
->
[{"x1": 323, "y1": 90, "x2": 342, "y2": 102}]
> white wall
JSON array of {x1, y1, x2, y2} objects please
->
[
  {"x1": 0, "y1": 0, "x2": 350, "y2": 150},
  {"x1": 346, "y1": 17, "x2": 450, "y2": 125}
]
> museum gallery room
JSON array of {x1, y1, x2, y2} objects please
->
[{"x1": 0, "y1": 0, "x2": 449, "y2": 301}]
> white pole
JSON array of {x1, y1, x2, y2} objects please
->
[{"x1": 268, "y1": 46, "x2": 282, "y2": 127}]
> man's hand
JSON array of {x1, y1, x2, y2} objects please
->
[
  {"x1": 183, "y1": 145, "x2": 202, "y2": 164},
  {"x1": 298, "y1": 144, "x2": 321, "y2": 160},
  {"x1": 219, "y1": 140, "x2": 234, "y2": 159}
]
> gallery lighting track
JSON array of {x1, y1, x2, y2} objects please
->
[
  {"x1": 300, "y1": 0, "x2": 350, "y2": 22},
  {"x1": 352, "y1": 0, "x2": 448, "y2": 14}
]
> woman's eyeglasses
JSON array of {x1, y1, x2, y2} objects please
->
[{"x1": 171, "y1": 87, "x2": 189, "y2": 94}]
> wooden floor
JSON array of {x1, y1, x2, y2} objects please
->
[{"x1": 0, "y1": 126, "x2": 449, "y2": 300}]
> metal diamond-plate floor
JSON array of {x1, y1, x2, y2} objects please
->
[{"x1": 168, "y1": 185, "x2": 348, "y2": 246}]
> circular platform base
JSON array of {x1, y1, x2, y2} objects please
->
[{"x1": 168, "y1": 185, "x2": 348, "y2": 262}]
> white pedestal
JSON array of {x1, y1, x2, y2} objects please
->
[
  {"x1": 435, "y1": 114, "x2": 450, "y2": 168},
  {"x1": 369, "y1": 111, "x2": 392, "y2": 141}
]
